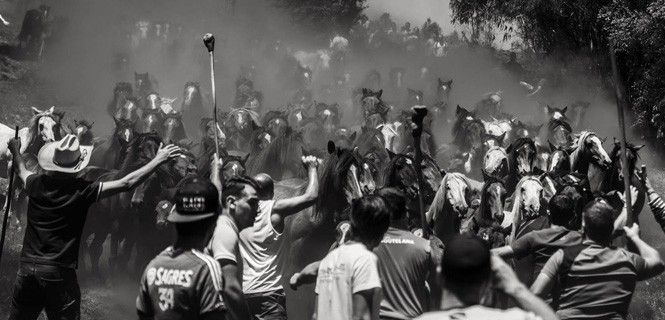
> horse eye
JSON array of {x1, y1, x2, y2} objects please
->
[{"x1": 521, "y1": 187, "x2": 526, "y2": 192}]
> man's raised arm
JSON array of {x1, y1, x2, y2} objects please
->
[
  {"x1": 99, "y1": 144, "x2": 181, "y2": 199},
  {"x1": 8, "y1": 138, "x2": 34, "y2": 185},
  {"x1": 271, "y1": 156, "x2": 320, "y2": 230}
]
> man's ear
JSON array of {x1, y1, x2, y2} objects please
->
[{"x1": 224, "y1": 195, "x2": 236, "y2": 208}]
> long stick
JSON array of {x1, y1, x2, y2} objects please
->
[
  {"x1": 610, "y1": 48, "x2": 633, "y2": 226},
  {"x1": 203, "y1": 34, "x2": 220, "y2": 157},
  {"x1": 0, "y1": 126, "x2": 19, "y2": 266},
  {"x1": 411, "y1": 106, "x2": 430, "y2": 239}
]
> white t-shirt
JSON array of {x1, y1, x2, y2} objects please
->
[
  {"x1": 239, "y1": 200, "x2": 285, "y2": 294},
  {"x1": 315, "y1": 242, "x2": 382, "y2": 320},
  {"x1": 415, "y1": 306, "x2": 542, "y2": 320}
]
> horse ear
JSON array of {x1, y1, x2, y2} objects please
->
[
  {"x1": 349, "y1": 131, "x2": 357, "y2": 142},
  {"x1": 456, "y1": 105, "x2": 463, "y2": 117},
  {"x1": 48, "y1": 106, "x2": 55, "y2": 114},
  {"x1": 377, "y1": 90, "x2": 383, "y2": 98},
  {"x1": 438, "y1": 78, "x2": 443, "y2": 85},
  {"x1": 562, "y1": 106, "x2": 568, "y2": 114},
  {"x1": 327, "y1": 140, "x2": 336, "y2": 154},
  {"x1": 362, "y1": 88, "x2": 369, "y2": 96},
  {"x1": 635, "y1": 144, "x2": 645, "y2": 151},
  {"x1": 506, "y1": 143, "x2": 513, "y2": 153},
  {"x1": 386, "y1": 148, "x2": 396, "y2": 159},
  {"x1": 440, "y1": 168, "x2": 447, "y2": 176},
  {"x1": 498, "y1": 132, "x2": 506, "y2": 143},
  {"x1": 601, "y1": 137, "x2": 607, "y2": 144},
  {"x1": 31, "y1": 106, "x2": 42, "y2": 115},
  {"x1": 613, "y1": 137, "x2": 620, "y2": 145}
]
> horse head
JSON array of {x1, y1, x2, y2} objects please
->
[
  {"x1": 437, "y1": 78, "x2": 453, "y2": 99},
  {"x1": 545, "y1": 105, "x2": 569, "y2": 122},
  {"x1": 515, "y1": 176, "x2": 544, "y2": 220},
  {"x1": 163, "y1": 112, "x2": 186, "y2": 144},
  {"x1": 115, "y1": 98, "x2": 141, "y2": 122},
  {"x1": 480, "y1": 176, "x2": 507, "y2": 226},
  {"x1": 483, "y1": 146, "x2": 508, "y2": 178},
  {"x1": 576, "y1": 132, "x2": 612, "y2": 170},
  {"x1": 610, "y1": 139, "x2": 643, "y2": 183},
  {"x1": 225, "y1": 108, "x2": 256, "y2": 133},
  {"x1": 508, "y1": 138, "x2": 537, "y2": 176},
  {"x1": 443, "y1": 173, "x2": 471, "y2": 216},
  {"x1": 513, "y1": 120, "x2": 543, "y2": 139},
  {"x1": 389, "y1": 67, "x2": 405, "y2": 89},
  {"x1": 30, "y1": 106, "x2": 59, "y2": 144},
  {"x1": 361, "y1": 88, "x2": 389, "y2": 120},
  {"x1": 113, "y1": 118, "x2": 136, "y2": 144},
  {"x1": 134, "y1": 72, "x2": 153, "y2": 95},
  {"x1": 72, "y1": 119, "x2": 94, "y2": 145},
  {"x1": 145, "y1": 92, "x2": 161, "y2": 110},
  {"x1": 223, "y1": 151, "x2": 249, "y2": 180},
  {"x1": 262, "y1": 110, "x2": 290, "y2": 137},
  {"x1": 548, "y1": 141, "x2": 571, "y2": 175},
  {"x1": 407, "y1": 88, "x2": 424, "y2": 107}
]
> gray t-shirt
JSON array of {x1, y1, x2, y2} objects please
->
[{"x1": 374, "y1": 227, "x2": 436, "y2": 319}]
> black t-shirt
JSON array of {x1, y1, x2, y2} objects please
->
[
  {"x1": 21, "y1": 173, "x2": 102, "y2": 268},
  {"x1": 137, "y1": 247, "x2": 226, "y2": 320}
]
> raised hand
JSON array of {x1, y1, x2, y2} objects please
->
[{"x1": 154, "y1": 143, "x2": 181, "y2": 163}]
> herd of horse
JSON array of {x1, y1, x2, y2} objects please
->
[{"x1": 0, "y1": 59, "x2": 646, "y2": 317}]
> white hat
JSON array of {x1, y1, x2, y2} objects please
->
[{"x1": 38, "y1": 134, "x2": 93, "y2": 173}]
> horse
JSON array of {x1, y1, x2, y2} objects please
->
[
  {"x1": 506, "y1": 137, "x2": 539, "y2": 194},
  {"x1": 106, "y1": 82, "x2": 133, "y2": 118},
  {"x1": 262, "y1": 110, "x2": 290, "y2": 137},
  {"x1": 483, "y1": 118, "x2": 513, "y2": 141},
  {"x1": 140, "y1": 108, "x2": 163, "y2": 135},
  {"x1": 504, "y1": 176, "x2": 545, "y2": 241},
  {"x1": 82, "y1": 132, "x2": 163, "y2": 277},
  {"x1": 465, "y1": 176, "x2": 508, "y2": 248},
  {"x1": 222, "y1": 151, "x2": 250, "y2": 181},
  {"x1": 383, "y1": 152, "x2": 443, "y2": 227},
  {"x1": 431, "y1": 78, "x2": 453, "y2": 120},
  {"x1": 246, "y1": 128, "x2": 308, "y2": 180},
  {"x1": 114, "y1": 97, "x2": 142, "y2": 126},
  {"x1": 313, "y1": 102, "x2": 341, "y2": 137},
  {"x1": 570, "y1": 131, "x2": 612, "y2": 194},
  {"x1": 145, "y1": 92, "x2": 161, "y2": 111},
  {"x1": 406, "y1": 88, "x2": 424, "y2": 109},
  {"x1": 360, "y1": 88, "x2": 390, "y2": 121},
  {"x1": 353, "y1": 126, "x2": 390, "y2": 182},
  {"x1": 427, "y1": 172, "x2": 483, "y2": 244},
  {"x1": 601, "y1": 140, "x2": 646, "y2": 213},
  {"x1": 181, "y1": 82, "x2": 204, "y2": 118},
  {"x1": 452, "y1": 105, "x2": 485, "y2": 152},
  {"x1": 280, "y1": 141, "x2": 376, "y2": 319},
  {"x1": 475, "y1": 91, "x2": 503, "y2": 120},
  {"x1": 223, "y1": 108, "x2": 259, "y2": 153},
  {"x1": 0, "y1": 107, "x2": 62, "y2": 161},
  {"x1": 511, "y1": 120, "x2": 543, "y2": 143},
  {"x1": 134, "y1": 72, "x2": 157, "y2": 99},
  {"x1": 90, "y1": 118, "x2": 137, "y2": 170},
  {"x1": 70, "y1": 119, "x2": 95, "y2": 146},
  {"x1": 547, "y1": 116, "x2": 573, "y2": 150},
  {"x1": 17, "y1": 5, "x2": 50, "y2": 59},
  {"x1": 162, "y1": 112, "x2": 187, "y2": 144},
  {"x1": 483, "y1": 146, "x2": 509, "y2": 180}
]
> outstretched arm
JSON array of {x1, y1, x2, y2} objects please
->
[
  {"x1": 271, "y1": 156, "x2": 320, "y2": 232},
  {"x1": 624, "y1": 223, "x2": 665, "y2": 279},
  {"x1": 99, "y1": 144, "x2": 180, "y2": 199}
]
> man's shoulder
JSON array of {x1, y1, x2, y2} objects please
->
[
  {"x1": 381, "y1": 228, "x2": 430, "y2": 250},
  {"x1": 215, "y1": 214, "x2": 238, "y2": 233},
  {"x1": 416, "y1": 306, "x2": 541, "y2": 320}
]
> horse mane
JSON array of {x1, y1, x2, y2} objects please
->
[
  {"x1": 570, "y1": 131, "x2": 595, "y2": 170},
  {"x1": 383, "y1": 153, "x2": 416, "y2": 191},
  {"x1": 316, "y1": 147, "x2": 360, "y2": 222},
  {"x1": 247, "y1": 128, "x2": 306, "y2": 179}
]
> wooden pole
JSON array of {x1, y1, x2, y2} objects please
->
[
  {"x1": 411, "y1": 106, "x2": 430, "y2": 239},
  {"x1": 203, "y1": 33, "x2": 220, "y2": 157},
  {"x1": 609, "y1": 48, "x2": 633, "y2": 226},
  {"x1": 0, "y1": 126, "x2": 19, "y2": 267}
]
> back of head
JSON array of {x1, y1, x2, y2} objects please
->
[
  {"x1": 253, "y1": 173, "x2": 274, "y2": 200},
  {"x1": 442, "y1": 234, "x2": 491, "y2": 289},
  {"x1": 350, "y1": 195, "x2": 391, "y2": 247},
  {"x1": 377, "y1": 187, "x2": 407, "y2": 222},
  {"x1": 583, "y1": 198, "x2": 616, "y2": 244},
  {"x1": 549, "y1": 193, "x2": 576, "y2": 229}
]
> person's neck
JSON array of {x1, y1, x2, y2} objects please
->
[
  {"x1": 390, "y1": 219, "x2": 408, "y2": 230},
  {"x1": 173, "y1": 236, "x2": 207, "y2": 251},
  {"x1": 440, "y1": 289, "x2": 476, "y2": 311},
  {"x1": 221, "y1": 208, "x2": 239, "y2": 226},
  {"x1": 347, "y1": 236, "x2": 372, "y2": 250}
]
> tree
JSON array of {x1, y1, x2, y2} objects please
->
[{"x1": 272, "y1": 0, "x2": 367, "y2": 39}]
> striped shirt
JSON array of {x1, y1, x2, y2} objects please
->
[
  {"x1": 647, "y1": 186, "x2": 665, "y2": 231},
  {"x1": 540, "y1": 240, "x2": 647, "y2": 319},
  {"x1": 137, "y1": 247, "x2": 225, "y2": 319}
]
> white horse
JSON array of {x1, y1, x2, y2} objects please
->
[
  {"x1": 570, "y1": 131, "x2": 612, "y2": 194},
  {"x1": 503, "y1": 176, "x2": 544, "y2": 242},
  {"x1": 0, "y1": 106, "x2": 58, "y2": 160}
]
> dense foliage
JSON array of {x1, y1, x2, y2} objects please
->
[
  {"x1": 450, "y1": 0, "x2": 665, "y2": 149},
  {"x1": 271, "y1": 0, "x2": 367, "y2": 38}
]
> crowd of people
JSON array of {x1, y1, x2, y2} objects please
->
[{"x1": 6, "y1": 9, "x2": 665, "y2": 320}]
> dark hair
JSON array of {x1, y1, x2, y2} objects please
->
[
  {"x1": 350, "y1": 195, "x2": 390, "y2": 245},
  {"x1": 174, "y1": 216, "x2": 217, "y2": 237},
  {"x1": 442, "y1": 234, "x2": 491, "y2": 287},
  {"x1": 549, "y1": 194, "x2": 576, "y2": 228},
  {"x1": 377, "y1": 187, "x2": 407, "y2": 221},
  {"x1": 583, "y1": 198, "x2": 616, "y2": 244},
  {"x1": 222, "y1": 176, "x2": 258, "y2": 206}
]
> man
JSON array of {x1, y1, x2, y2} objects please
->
[
  {"x1": 314, "y1": 195, "x2": 391, "y2": 320},
  {"x1": 207, "y1": 172, "x2": 260, "y2": 320},
  {"x1": 7, "y1": 134, "x2": 181, "y2": 320},
  {"x1": 532, "y1": 199, "x2": 665, "y2": 319},
  {"x1": 372, "y1": 188, "x2": 440, "y2": 319},
  {"x1": 492, "y1": 193, "x2": 583, "y2": 285},
  {"x1": 416, "y1": 234, "x2": 557, "y2": 320},
  {"x1": 137, "y1": 177, "x2": 225, "y2": 320},
  {"x1": 241, "y1": 155, "x2": 320, "y2": 320}
]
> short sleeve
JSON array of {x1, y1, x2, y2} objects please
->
[
  {"x1": 136, "y1": 271, "x2": 153, "y2": 317},
  {"x1": 351, "y1": 252, "x2": 381, "y2": 294},
  {"x1": 198, "y1": 266, "x2": 226, "y2": 315},
  {"x1": 540, "y1": 249, "x2": 564, "y2": 280},
  {"x1": 81, "y1": 181, "x2": 102, "y2": 204},
  {"x1": 626, "y1": 251, "x2": 649, "y2": 280},
  {"x1": 510, "y1": 232, "x2": 534, "y2": 259},
  {"x1": 208, "y1": 217, "x2": 238, "y2": 263}
]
